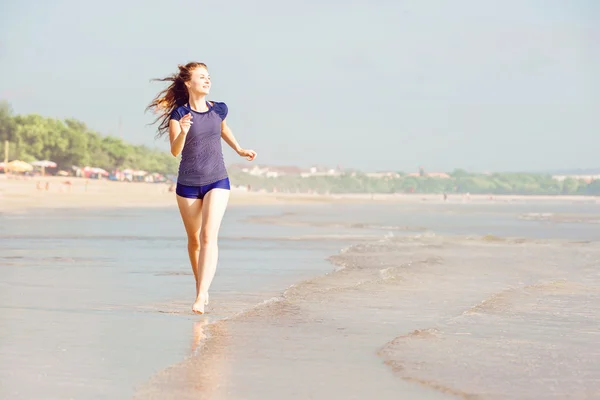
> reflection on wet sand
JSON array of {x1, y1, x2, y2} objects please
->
[{"x1": 132, "y1": 320, "x2": 231, "y2": 400}]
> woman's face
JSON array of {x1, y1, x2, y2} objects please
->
[{"x1": 186, "y1": 67, "x2": 211, "y2": 95}]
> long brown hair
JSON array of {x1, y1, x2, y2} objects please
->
[{"x1": 146, "y1": 62, "x2": 208, "y2": 138}]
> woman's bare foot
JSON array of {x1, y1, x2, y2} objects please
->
[{"x1": 192, "y1": 293, "x2": 207, "y2": 314}]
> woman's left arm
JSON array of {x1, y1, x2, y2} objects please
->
[{"x1": 221, "y1": 119, "x2": 257, "y2": 161}]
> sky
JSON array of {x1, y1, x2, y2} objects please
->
[{"x1": 1, "y1": 0, "x2": 598, "y2": 173}]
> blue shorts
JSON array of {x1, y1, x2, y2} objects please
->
[{"x1": 176, "y1": 177, "x2": 231, "y2": 200}]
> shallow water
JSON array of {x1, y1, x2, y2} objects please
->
[
  {"x1": 0, "y1": 205, "x2": 346, "y2": 399},
  {"x1": 245, "y1": 201, "x2": 600, "y2": 241},
  {"x1": 1, "y1": 200, "x2": 599, "y2": 399}
]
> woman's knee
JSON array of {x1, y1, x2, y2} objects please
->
[
  {"x1": 200, "y1": 229, "x2": 217, "y2": 246},
  {"x1": 187, "y1": 235, "x2": 201, "y2": 251}
]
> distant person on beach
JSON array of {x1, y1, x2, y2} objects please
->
[{"x1": 147, "y1": 62, "x2": 257, "y2": 314}]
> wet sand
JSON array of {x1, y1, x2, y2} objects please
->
[
  {"x1": 132, "y1": 215, "x2": 600, "y2": 398},
  {"x1": 0, "y1": 206, "x2": 354, "y2": 399},
  {"x1": 2, "y1": 182, "x2": 600, "y2": 399}
]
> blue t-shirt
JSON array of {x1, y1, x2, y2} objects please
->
[{"x1": 170, "y1": 101, "x2": 229, "y2": 186}]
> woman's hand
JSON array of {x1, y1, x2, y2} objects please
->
[
  {"x1": 179, "y1": 113, "x2": 193, "y2": 134},
  {"x1": 220, "y1": 119, "x2": 255, "y2": 161},
  {"x1": 237, "y1": 148, "x2": 257, "y2": 161}
]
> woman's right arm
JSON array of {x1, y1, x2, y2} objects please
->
[{"x1": 169, "y1": 113, "x2": 192, "y2": 157}]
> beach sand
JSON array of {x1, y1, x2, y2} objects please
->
[
  {"x1": 1, "y1": 174, "x2": 598, "y2": 214},
  {"x1": 0, "y1": 175, "x2": 281, "y2": 212}
]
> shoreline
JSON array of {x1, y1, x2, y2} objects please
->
[
  {"x1": 133, "y1": 232, "x2": 600, "y2": 399},
  {"x1": 131, "y1": 199, "x2": 600, "y2": 399},
  {"x1": 1, "y1": 175, "x2": 598, "y2": 215},
  {"x1": 4, "y1": 194, "x2": 599, "y2": 399}
]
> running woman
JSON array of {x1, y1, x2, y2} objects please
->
[{"x1": 147, "y1": 62, "x2": 257, "y2": 314}]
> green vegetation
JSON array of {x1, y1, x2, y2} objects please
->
[
  {"x1": 1, "y1": 101, "x2": 598, "y2": 195},
  {"x1": 229, "y1": 169, "x2": 600, "y2": 196},
  {"x1": 0, "y1": 101, "x2": 178, "y2": 175}
]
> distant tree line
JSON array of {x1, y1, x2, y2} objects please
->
[
  {"x1": 0, "y1": 101, "x2": 178, "y2": 175},
  {"x1": 229, "y1": 168, "x2": 600, "y2": 196},
  {"x1": 1, "y1": 101, "x2": 598, "y2": 195}
]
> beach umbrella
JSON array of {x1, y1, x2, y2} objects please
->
[
  {"x1": 7, "y1": 160, "x2": 33, "y2": 172},
  {"x1": 92, "y1": 167, "x2": 109, "y2": 176},
  {"x1": 83, "y1": 166, "x2": 109, "y2": 176},
  {"x1": 30, "y1": 160, "x2": 57, "y2": 176},
  {"x1": 31, "y1": 160, "x2": 57, "y2": 168}
]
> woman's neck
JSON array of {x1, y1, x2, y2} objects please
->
[{"x1": 188, "y1": 93, "x2": 208, "y2": 112}]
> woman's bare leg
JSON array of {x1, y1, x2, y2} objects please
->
[
  {"x1": 193, "y1": 188, "x2": 230, "y2": 314},
  {"x1": 176, "y1": 195, "x2": 203, "y2": 298}
]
